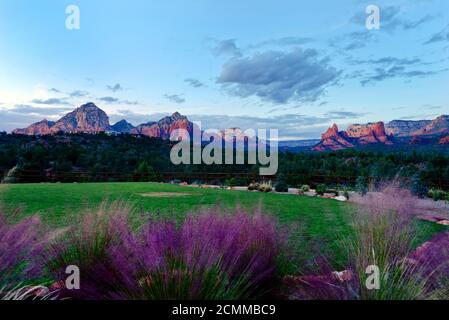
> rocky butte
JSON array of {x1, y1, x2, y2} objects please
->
[
  {"x1": 314, "y1": 115, "x2": 449, "y2": 151},
  {"x1": 313, "y1": 122, "x2": 393, "y2": 151}
]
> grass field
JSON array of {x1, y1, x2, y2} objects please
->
[{"x1": 0, "y1": 182, "x2": 446, "y2": 271}]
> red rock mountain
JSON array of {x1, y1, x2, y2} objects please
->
[
  {"x1": 13, "y1": 103, "x2": 110, "y2": 135},
  {"x1": 13, "y1": 104, "x2": 194, "y2": 140},
  {"x1": 313, "y1": 122, "x2": 393, "y2": 151},
  {"x1": 130, "y1": 112, "x2": 195, "y2": 140}
]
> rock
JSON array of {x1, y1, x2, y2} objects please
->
[
  {"x1": 313, "y1": 122, "x2": 393, "y2": 151},
  {"x1": 439, "y1": 136, "x2": 449, "y2": 145},
  {"x1": 385, "y1": 120, "x2": 431, "y2": 137},
  {"x1": 13, "y1": 103, "x2": 110, "y2": 135},
  {"x1": 130, "y1": 112, "x2": 195, "y2": 140},
  {"x1": 334, "y1": 196, "x2": 348, "y2": 202}
]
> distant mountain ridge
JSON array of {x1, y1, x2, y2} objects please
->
[
  {"x1": 314, "y1": 115, "x2": 449, "y2": 151},
  {"x1": 13, "y1": 103, "x2": 195, "y2": 139}
]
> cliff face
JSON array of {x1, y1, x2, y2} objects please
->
[
  {"x1": 385, "y1": 120, "x2": 431, "y2": 137},
  {"x1": 13, "y1": 119, "x2": 55, "y2": 135},
  {"x1": 414, "y1": 115, "x2": 449, "y2": 136},
  {"x1": 346, "y1": 122, "x2": 392, "y2": 144},
  {"x1": 313, "y1": 122, "x2": 393, "y2": 151},
  {"x1": 13, "y1": 103, "x2": 110, "y2": 135},
  {"x1": 130, "y1": 112, "x2": 194, "y2": 140},
  {"x1": 385, "y1": 116, "x2": 449, "y2": 137}
]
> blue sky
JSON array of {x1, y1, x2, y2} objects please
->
[{"x1": 0, "y1": 0, "x2": 448, "y2": 139}]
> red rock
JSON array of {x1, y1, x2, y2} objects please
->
[
  {"x1": 314, "y1": 121, "x2": 394, "y2": 151},
  {"x1": 439, "y1": 136, "x2": 449, "y2": 145}
]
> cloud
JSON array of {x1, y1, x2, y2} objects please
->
[
  {"x1": 424, "y1": 24, "x2": 449, "y2": 44},
  {"x1": 98, "y1": 96, "x2": 119, "y2": 103},
  {"x1": 217, "y1": 48, "x2": 340, "y2": 104},
  {"x1": 211, "y1": 39, "x2": 242, "y2": 57},
  {"x1": 31, "y1": 98, "x2": 69, "y2": 105},
  {"x1": 106, "y1": 83, "x2": 123, "y2": 92},
  {"x1": 185, "y1": 78, "x2": 205, "y2": 88},
  {"x1": 332, "y1": 31, "x2": 377, "y2": 51},
  {"x1": 70, "y1": 90, "x2": 89, "y2": 98},
  {"x1": 6, "y1": 104, "x2": 72, "y2": 116},
  {"x1": 0, "y1": 105, "x2": 72, "y2": 131},
  {"x1": 164, "y1": 94, "x2": 185, "y2": 104},
  {"x1": 49, "y1": 88, "x2": 62, "y2": 93},
  {"x1": 346, "y1": 55, "x2": 448, "y2": 85},
  {"x1": 252, "y1": 37, "x2": 314, "y2": 48},
  {"x1": 324, "y1": 110, "x2": 367, "y2": 119}
]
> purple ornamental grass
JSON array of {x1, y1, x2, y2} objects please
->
[
  {"x1": 49, "y1": 204, "x2": 283, "y2": 300},
  {"x1": 0, "y1": 211, "x2": 45, "y2": 286}
]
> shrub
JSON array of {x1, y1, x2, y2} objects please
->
[
  {"x1": 410, "y1": 172, "x2": 428, "y2": 198},
  {"x1": 315, "y1": 184, "x2": 327, "y2": 196},
  {"x1": 428, "y1": 189, "x2": 447, "y2": 201},
  {"x1": 274, "y1": 175, "x2": 288, "y2": 193},
  {"x1": 355, "y1": 176, "x2": 368, "y2": 196},
  {"x1": 248, "y1": 182, "x2": 260, "y2": 191},
  {"x1": 224, "y1": 178, "x2": 239, "y2": 187},
  {"x1": 258, "y1": 181, "x2": 273, "y2": 193},
  {"x1": 299, "y1": 185, "x2": 310, "y2": 193},
  {"x1": 47, "y1": 204, "x2": 283, "y2": 300}
]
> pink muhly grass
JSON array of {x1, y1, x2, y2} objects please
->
[
  {"x1": 0, "y1": 211, "x2": 45, "y2": 285},
  {"x1": 48, "y1": 204, "x2": 284, "y2": 300}
]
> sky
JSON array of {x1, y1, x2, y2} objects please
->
[{"x1": 0, "y1": 0, "x2": 448, "y2": 139}]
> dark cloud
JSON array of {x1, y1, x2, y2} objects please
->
[
  {"x1": 31, "y1": 98, "x2": 69, "y2": 105},
  {"x1": 70, "y1": 90, "x2": 89, "y2": 98},
  {"x1": 424, "y1": 24, "x2": 449, "y2": 44},
  {"x1": 185, "y1": 78, "x2": 205, "y2": 88},
  {"x1": 217, "y1": 48, "x2": 340, "y2": 104},
  {"x1": 49, "y1": 88, "x2": 62, "y2": 93},
  {"x1": 211, "y1": 39, "x2": 242, "y2": 57},
  {"x1": 164, "y1": 94, "x2": 185, "y2": 104},
  {"x1": 107, "y1": 83, "x2": 123, "y2": 92}
]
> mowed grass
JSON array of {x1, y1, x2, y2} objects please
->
[{"x1": 0, "y1": 182, "x2": 446, "y2": 271}]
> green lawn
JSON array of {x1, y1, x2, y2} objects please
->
[{"x1": 0, "y1": 182, "x2": 446, "y2": 271}]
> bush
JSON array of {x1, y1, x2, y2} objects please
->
[
  {"x1": 315, "y1": 184, "x2": 327, "y2": 196},
  {"x1": 355, "y1": 176, "x2": 368, "y2": 196},
  {"x1": 428, "y1": 189, "x2": 447, "y2": 201},
  {"x1": 299, "y1": 185, "x2": 310, "y2": 193},
  {"x1": 224, "y1": 178, "x2": 239, "y2": 187},
  {"x1": 46, "y1": 204, "x2": 283, "y2": 300},
  {"x1": 410, "y1": 172, "x2": 428, "y2": 198},
  {"x1": 248, "y1": 182, "x2": 260, "y2": 191},
  {"x1": 274, "y1": 175, "x2": 288, "y2": 193},
  {"x1": 258, "y1": 181, "x2": 273, "y2": 193}
]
